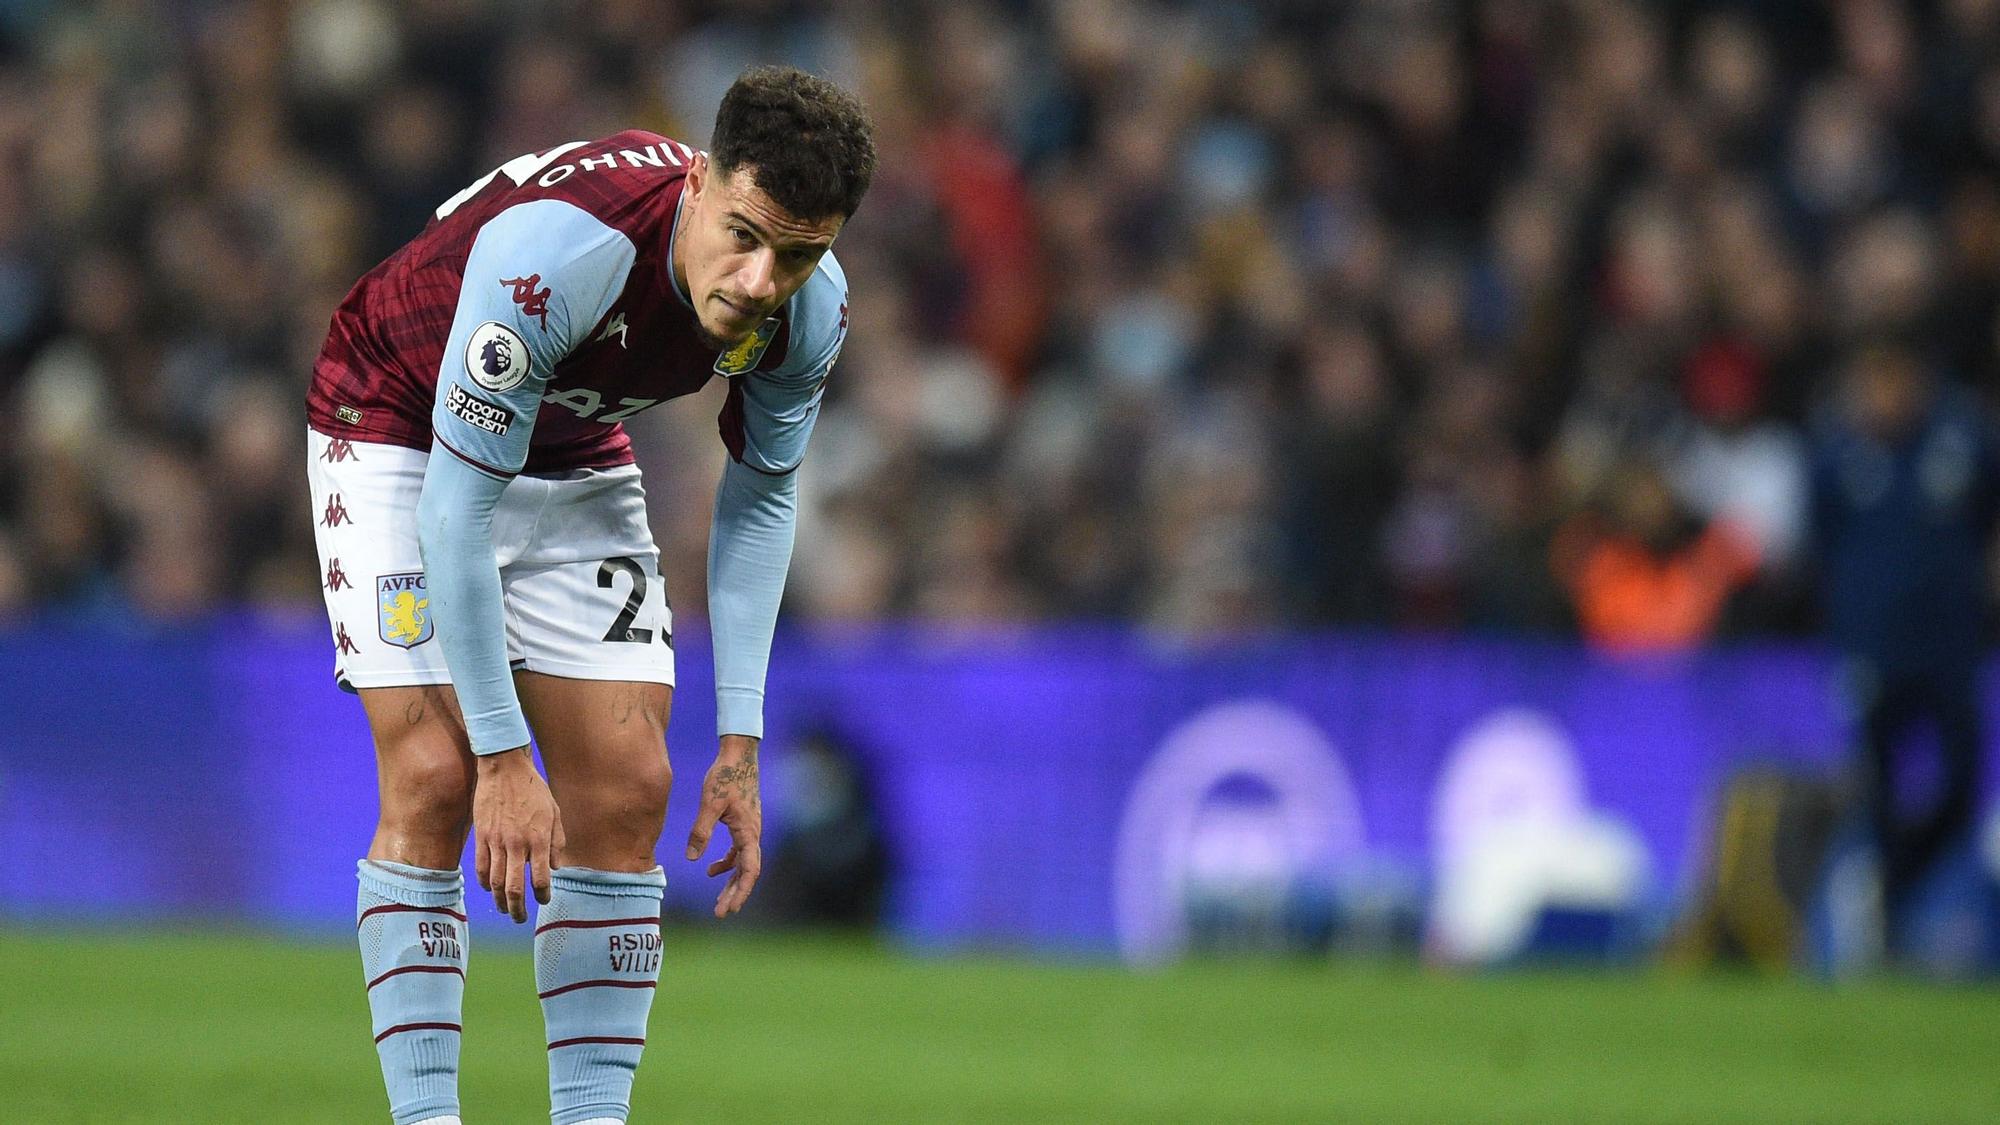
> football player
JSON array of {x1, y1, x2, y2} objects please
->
[{"x1": 306, "y1": 66, "x2": 874, "y2": 1125}]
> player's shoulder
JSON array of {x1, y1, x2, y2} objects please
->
[
  {"x1": 483, "y1": 129, "x2": 694, "y2": 239},
  {"x1": 580, "y1": 128, "x2": 701, "y2": 168},
  {"x1": 773, "y1": 251, "x2": 849, "y2": 377},
  {"x1": 476, "y1": 196, "x2": 636, "y2": 277}
]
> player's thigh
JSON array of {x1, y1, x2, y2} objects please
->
[
  {"x1": 518, "y1": 672, "x2": 673, "y2": 870},
  {"x1": 516, "y1": 671, "x2": 673, "y2": 798},
  {"x1": 357, "y1": 683, "x2": 478, "y2": 865},
  {"x1": 502, "y1": 464, "x2": 676, "y2": 868}
]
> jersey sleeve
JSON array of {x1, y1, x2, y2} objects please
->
[
  {"x1": 431, "y1": 199, "x2": 637, "y2": 477},
  {"x1": 417, "y1": 200, "x2": 636, "y2": 755},
  {"x1": 707, "y1": 257, "x2": 849, "y2": 738},
  {"x1": 719, "y1": 254, "x2": 847, "y2": 474}
]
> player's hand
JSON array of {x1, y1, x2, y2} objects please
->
[
  {"x1": 472, "y1": 746, "x2": 566, "y2": 923},
  {"x1": 686, "y1": 734, "x2": 763, "y2": 918}
]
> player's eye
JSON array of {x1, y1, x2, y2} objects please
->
[{"x1": 730, "y1": 226, "x2": 755, "y2": 248}]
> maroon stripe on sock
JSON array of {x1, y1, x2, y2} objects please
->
[
  {"x1": 367, "y1": 964, "x2": 466, "y2": 991},
  {"x1": 375, "y1": 1021, "x2": 461, "y2": 1043},
  {"x1": 532, "y1": 916, "x2": 658, "y2": 936},
  {"x1": 548, "y1": 1035, "x2": 647, "y2": 1051},
  {"x1": 357, "y1": 903, "x2": 467, "y2": 928},
  {"x1": 537, "y1": 978, "x2": 659, "y2": 1000}
]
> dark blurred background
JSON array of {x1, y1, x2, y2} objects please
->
[{"x1": 2, "y1": 0, "x2": 1997, "y2": 644}]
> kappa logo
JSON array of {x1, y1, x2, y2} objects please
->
[
  {"x1": 713, "y1": 317, "x2": 780, "y2": 377},
  {"x1": 321, "y1": 438, "x2": 360, "y2": 463},
  {"x1": 324, "y1": 557, "x2": 352, "y2": 592},
  {"x1": 500, "y1": 274, "x2": 552, "y2": 329},
  {"x1": 595, "y1": 311, "x2": 629, "y2": 348},
  {"x1": 466, "y1": 320, "x2": 531, "y2": 392},
  {"x1": 334, "y1": 622, "x2": 360, "y2": 656},
  {"x1": 377, "y1": 572, "x2": 433, "y2": 649},
  {"x1": 321, "y1": 494, "x2": 353, "y2": 527}
]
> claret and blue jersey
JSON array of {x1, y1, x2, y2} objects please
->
[
  {"x1": 306, "y1": 130, "x2": 848, "y2": 751},
  {"x1": 308, "y1": 129, "x2": 848, "y2": 478}
]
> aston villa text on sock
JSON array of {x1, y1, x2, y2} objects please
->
[{"x1": 607, "y1": 931, "x2": 661, "y2": 974}]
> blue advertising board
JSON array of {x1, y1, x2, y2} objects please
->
[{"x1": 1, "y1": 617, "x2": 1992, "y2": 956}]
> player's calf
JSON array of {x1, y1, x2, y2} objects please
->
[
  {"x1": 355, "y1": 685, "x2": 478, "y2": 1123},
  {"x1": 535, "y1": 866, "x2": 666, "y2": 1125},
  {"x1": 358, "y1": 860, "x2": 469, "y2": 1125},
  {"x1": 363, "y1": 684, "x2": 478, "y2": 869},
  {"x1": 519, "y1": 679, "x2": 672, "y2": 1122}
]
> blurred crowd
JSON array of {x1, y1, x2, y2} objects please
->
[{"x1": 4, "y1": 0, "x2": 2000, "y2": 647}]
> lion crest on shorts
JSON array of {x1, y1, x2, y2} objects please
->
[{"x1": 377, "y1": 572, "x2": 433, "y2": 648}]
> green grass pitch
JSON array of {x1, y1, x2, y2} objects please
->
[{"x1": 3, "y1": 927, "x2": 1996, "y2": 1123}]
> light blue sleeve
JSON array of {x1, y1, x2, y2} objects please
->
[
  {"x1": 416, "y1": 200, "x2": 636, "y2": 755},
  {"x1": 708, "y1": 255, "x2": 848, "y2": 738}
]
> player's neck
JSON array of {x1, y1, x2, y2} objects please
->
[{"x1": 668, "y1": 202, "x2": 693, "y2": 306}]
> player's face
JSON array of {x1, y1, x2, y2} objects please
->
[{"x1": 677, "y1": 155, "x2": 843, "y2": 349}]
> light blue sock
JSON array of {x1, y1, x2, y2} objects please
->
[
  {"x1": 357, "y1": 860, "x2": 468, "y2": 1125},
  {"x1": 535, "y1": 866, "x2": 666, "y2": 1125}
]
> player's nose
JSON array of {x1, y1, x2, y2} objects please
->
[{"x1": 739, "y1": 249, "x2": 778, "y2": 302}]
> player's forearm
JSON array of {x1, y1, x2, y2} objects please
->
[
  {"x1": 707, "y1": 457, "x2": 799, "y2": 739},
  {"x1": 417, "y1": 445, "x2": 531, "y2": 754}
]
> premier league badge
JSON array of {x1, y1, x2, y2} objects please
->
[
  {"x1": 377, "y1": 572, "x2": 434, "y2": 648},
  {"x1": 466, "y1": 320, "x2": 532, "y2": 392}
]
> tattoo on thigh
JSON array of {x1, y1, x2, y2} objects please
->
[
  {"x1": 416, "y1": 684, "x2": 467, "y2": 740},
  {"x1": 608, "y1": 686, "x2": 669, "y2": 731}
]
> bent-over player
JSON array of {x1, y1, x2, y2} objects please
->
[{"x1": 305, "y1": 66, "x2": 875, "y2": 1125}]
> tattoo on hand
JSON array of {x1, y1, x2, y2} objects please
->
[{"x1": 709, "y1": 755, "x2": 759, "y2": 806}]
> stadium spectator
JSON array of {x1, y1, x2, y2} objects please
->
[
  {"x1": 1551, "y1": 460, "x2": 1760, "y2": 654},
  {"x1": 1810, "y1": 339, "x2": 2000, "y2": 947},
  {"x1": 0, "y1": 0, "x2": 1997, "y2": 650}
]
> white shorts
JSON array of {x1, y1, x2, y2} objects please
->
[{"x1": 306, "y1": 428, "x2": 674, "y2": 692}]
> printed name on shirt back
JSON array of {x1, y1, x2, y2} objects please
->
[{"x1": 445, "y1": 383, "x2": 514, "y2": 436}]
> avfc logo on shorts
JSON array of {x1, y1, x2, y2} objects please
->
[
  {"x1": 378, "y1": 572, "x2": 434, "y2": 649},
  {"x1": 713, "y1": 317, "x2": 780, "y2": 377},
  {"x1": 467, "y1": 321, "x2": 531, "y2": 392}
]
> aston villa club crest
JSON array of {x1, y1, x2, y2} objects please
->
[
  {"x1": 713, "y1": 317, "x2": 779, "y2": 377},
  {"x1": 377, "y1": 572, "x2": 433, "y2": 649}
]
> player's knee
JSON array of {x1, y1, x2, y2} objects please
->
[
  {"x1": 382, "y1": 749, "x2": 476, "y2": 832},
  {"x1": 616, "y1": 749, "x2": 673, "y2": 832},
  {"x1": 571, "y1": 749, "x2": 670, "y2": 864},
  {"x1": 613, "y1": 690, "x2": 673, "y2": 828}
]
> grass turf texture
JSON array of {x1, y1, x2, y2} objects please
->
[{"x1": 2, "y1": 928, "x2": 1995, "y2": 1123}]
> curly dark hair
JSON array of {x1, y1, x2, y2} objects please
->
[{"x1": 711, "y1": 65, "x2": 877, "y2": 222}]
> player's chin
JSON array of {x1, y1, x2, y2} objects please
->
[
  {"x1": 692, "y1": 306, "x2": 748, "y2": 346},
  {"x1": 699, "y1": 318, "x2": 755, "y2": 351},
  {"x1": 690, "y1": 318, "x2": 734, "y2": 351}
]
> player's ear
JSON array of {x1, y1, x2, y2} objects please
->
[{"x1": 687, "y1": 151, "x2": 707, "y2": 198}]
